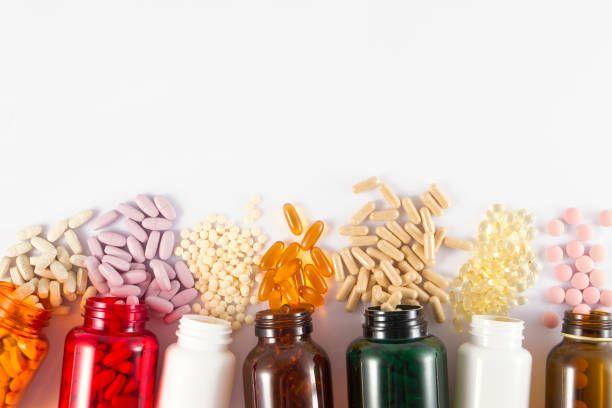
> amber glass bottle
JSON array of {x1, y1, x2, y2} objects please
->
[
  {"x1": 546, "y1": 311, "x2": 612, "y2": 408},
  {"x1": 243, "y1": 306, "x2": 333, "y2": 408}
]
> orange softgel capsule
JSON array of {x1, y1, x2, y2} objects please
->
[
  {"x1": 269, "y1": 286, "x2": 283, "y2": 309},
  {"x1": 310, "y1": 247, "x2": 334, "y2": 278},
  {"x1": 258, "y1": 269, "x2": 277, "y2": 301},
  {"x1": 301, "y1": 221, "x2": 324, "y2": 251},
  {"x1": 303, "y1": 264, "x2": 328, "y2": 294},
  {"x1": 299, "y1": 286, "x2": 324, "y2": 307},
  {"x1": 280, "y1": 280, "x2": 300, "y2": 305},
  {"x1": 293, "y1": 266, "x2": 306, "y2": 289},
  {"x1": 273, "y1": 259, "x2": 302, "y2": 283},
  {"x1": 260, "y1": 241, "x2": 285, "y2": 270},
  {"x1": 283, "y1": 204, "x2": 303, "y2": 236},
  {"x1": 277, "y1": 242, "x2": 301, "y2": 268}
]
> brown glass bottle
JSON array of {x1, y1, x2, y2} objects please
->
[
  {"x1": 243, "y1": 306, "x2": 333, "y2": 408},
  {"x1": 545, "y1": 310, "x2": 612, "y2": 408}
]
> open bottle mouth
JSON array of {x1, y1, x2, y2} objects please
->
[
  {"x1": 363, "y1": 305, "x2": 428, "y2": 340},
  {"x1": 84, "y1": 297, "x2": 148, "y2": 332},
  {"x1": 255, "y1": 305, "x2": 313, "y2": 337},
  {"x1": 562, "y1": 310, "x2": 612, "y2": 339},
  {"x1": 0, "y1": 282, "x2": 50, "y2": 336}
]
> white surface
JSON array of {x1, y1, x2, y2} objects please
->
[{"x1": 1, "y1": 1, "x2": 612, "y2": 407}]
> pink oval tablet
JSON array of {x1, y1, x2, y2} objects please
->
[
  {"x1": 150, "y1": 259, "x2": 171, "y2": 291},
  {"x1": 122, "y1": 270, "x2": 148, "y2": 285},
  {"x1": 126, "y1": 295, "x2": 139, "y2": 305},
  {"x1": 130, "y1": 262, "x2": 146, "y2": 270},
  {"x1": 571, "y1": 272, "x2": 590, "y2": 290},
  {"x1": 575, "y1": 224, "x2": 593, "y2": 241},
  {"x1": 117, "y1": 203, "x2": 146, "y2": 222},
  {"x1": 159, "y1": 280, "x2": 181, "y2": 300},
  {"x1": 547, "y1": 219, "x2": 565, "y2": 236},
  {"x1": 163, "y1": 304, "x2": 191, "y2": 324},
  {"x1": 546, "y1": 286, "x2": 566, "y2": 304},
  {"x1": 146, "y1": 279, "x2": 161, "y2": 297},
  {"x1": 582, "y1": 286, "x2": 601, "y2": 304},
  {"x1": 145, "y1": 296, "x2": 174, "y2": 314},
  {"x1": 158, "y1": 231, "x2": 175, "y2": 260},
  {"x1": 540, "y1": 311, "x2": 561, "y2": 329},
  {"x1": 170, "y1": 288, "x2": 198, "y2": 307},
  {"x1": 91, "y1": 210, "x2": 120, "y2": 230},
  {"x1": 85, "y1": 256, "x2": 103, "y2": 283},
  {"x1": 563, "y1": 208, "x2": 582, "y2": 225},
  {"x1": 575, "y1": 256, "x2": 594, "y2": 273},
  {"x1": 126, "y1": 236, "x2": 145, "y2": 263},
  {"x1": 125, "y1": 219, "x2": 148, "y2": 243},
  {"x1": 554, "y1": 264, "x2": 573, "y2": 281},
  {"x1": 87, "y1": 236, "x2": 104, "y2": 258},
  {"x1": 145, "y1": 231, "x2": 161, "y2": 260},
  {"x1": 91, "y1": 279, "x2": 110, "y2": 295},
  {"x1": 137, "y1": 274, "x2": 152, "y2": 294},
  {"x1": 565, "y1": 288, "x2": 583, "y2": 306},
  {"x1": 600, "y1": 210, "x2": 612, "y2": 227},
  {"x1": 600, "y1": 290, "x2": 612, "y2": 306},
  {"x1": 104, "y1": 245, "x2": 133, "y2": 262},
  {"x1": 142, "y1": 217, "x2": 173, "y2": 231},
  {"x1": 135, "y1": 194, "x2": 160, "y2": 217},
  {"x1": 101, "y1": 255, "x2": 131, "y2": 272},
  {"x1": 98, "y1": 232, "x2": 127, "y2": 247},
  {"x1": 110, "y1": 285, "x2": 141, "y2": 297},
  {"x1": 589, "y1": 245, "x2": 607, "y2": 262},
  {"x1": 99, "y1": 263, "x2": 124, "y2": 287},
  {"x1": 174, "y1": 261, "x2": 194, "y2": 289},
  {"x1": 590, "y1": 269, "x2": 606, "y2": 287},
  {"x1": 566, "y1": 241, "x2": 584, "y2": 259},
  {"x1": 153, "y1": 196, "x2": 177, "y2": 221},
  {"x1": 545, "y1": 246, "x2": 564, "y2": 262},
  {"x1": 573, "y1": 304, "x2": 591, "y2": 314}
]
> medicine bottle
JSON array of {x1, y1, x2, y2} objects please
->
[
  {"x1": 0, "y1": 282, "x2": 50, "y2": 406},
  {"x1": 454, "y1": 315, "x2": 532, "y2": 408},
  {"x1": 346, "y1": 305, "x2": 449, "y2": 408},
  {"x1": 243, "y1": 305, "x2": 333, "y2": 408},
  {"x1": 546, "y1": 310, "x2": 612, "y2": 408},
  {"x1": 58, "y1": 297, "x2": 159, "y2": 408},
  {"x1": 157, "y1": 315, "x2": 235, "y2": 408}
]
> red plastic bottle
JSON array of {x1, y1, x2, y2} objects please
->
[{"x1": 58, "y1": 297, "x2": 159, "y2": 408}]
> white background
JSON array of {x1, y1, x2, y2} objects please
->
[{"x1": 1, "y1": 0, "x2": 612, "y2": 407}]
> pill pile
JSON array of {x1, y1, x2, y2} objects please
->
[
  {"x1": 334, "y1": 177, "x2": 467, "y2": 323},
  {"x1": 257, "y1": 203, "x2": 333, "y2": 311},
  {"x1": 180, "y1": 196, "x2": 266, "y2": 330},
  {"x1": 450, "y1": 204, "x2": 539, "y2": 331},
  {"x1": 84, "y1": 194, "x2": 196, "y2": 324},
  {"x1": 541, "y1": 208, "x2": 612, "y2": 328},
  {"x1": 1, "y1": 211, "x2": 94, "y2": 313}
]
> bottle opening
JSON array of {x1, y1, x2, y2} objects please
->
[
  {"x1": 84, "y1": 296, "x2": 148, "y2": 333},
  {"x1": 363, "y1": 305, "x2": 428, "y2": 340},
  {"x1": 178, "y1": 314, "x2": 232, "y2": 345},
  {"x1": 0, "y1": 282, "x2": 50, "y2": 337},
  {"x1": 469, "y1": 315, "x2": 525, "y2": 346},
  {"x1": 562, "y1": 310, "x2": 612, "y2": 340},
  {"x1": 254, "y1": 305, "x2": 313, "y2": 337}
]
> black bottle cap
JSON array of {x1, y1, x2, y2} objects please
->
[{"x1": 363, "y1": 305, "x2": 428, "y2": 340}]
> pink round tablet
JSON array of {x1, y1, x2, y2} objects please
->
[
  {"x1": 575, "y1": 224, "x2": 593, "y2": 241},
  {"x1": 589, "y1": 245, "x2": 607, "y2": 262},
  {"x1": 599, "y1": 210, "x2": 612, "y2": 227},
  {"x1": 547, "y1": 219, "x2": 565, "y2": 236},
  {"x1": 566, "y1": 241, "x2": 585, "y2": 259},
  {"x1": 540, "y1": 311, "x2": 561, "y2": 329},
  {"x1": 545, "y1": 246, "x2": 564, "y2": 262},
  {"x1": 572, "y1": 304, "x2": 591, "y2": 314},
  {"x1": 554, "y1": 264, "x2": 573, "y2": 281},
  {"x1": 582, "y1": 286, "x2": 601, "y2": 304},
  {"x1": 600, "y1": 290, "x2": 612, "y2": 307},
  {"x1": 590, "y1": 269, "x2": 606, "y2": 287},
  {"x1": 563, "y1": 208, "x2": 582, "y2": 225},
  {"x1": 571, "y1": 273, "x2": 590, "y2": 290},
  {"x1": 546, "y1": 286, "x2": 566, "y2": 304},
  {"x1": 565, "y1": 288, "x2": 583, "y2": 306},
  {"x1": 575, "y1": 256, "x2": 594, "y2": 273}
]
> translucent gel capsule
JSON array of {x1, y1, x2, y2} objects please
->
[
  {"x1": 303, "y1": 264, "x2": 328, "y2": 294},
  {"x1": 299, "y1": 286, "x2": 324, "y2": 307},
  {"x1": 293, "y1": 266, "x2": 306, "y2": 289},
  {"x1": 283, "y1": 203, "x2": 303, "y2": 236},
  {"x1": 260, "y1": 241, "x2": 285, "y2": 270},
  {"x1": 279, "y1": 280, "x2": 300, "y2": 305},
  {"x1": 258, "y1": 269, "x2": 277, "y2": 301},
  {"x1": 269, "y1": 286, "x2": 283, "y2": 309},
  {"x1": 276, "y1": 242, "x2": 301, "y2": 268},
  {"x1": 273, "y1": 259, "x2": 302, "y2": 283},
  {"x1": 301, "y1": 221, "x2": 324, "y2": 251},
  {"x1": 310, "y1": 247, "x2": 334, "y2": 278}
]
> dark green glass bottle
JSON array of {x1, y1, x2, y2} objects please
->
[{"x1": 346, "y1": 305, "x2": 449, "y2": 408}]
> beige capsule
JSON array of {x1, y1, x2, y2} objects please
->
[
  {"x1": 403, "y1": 223, "x2": 424, "y2": 245},
  {"x1": 372, "y1": 268, "x2": 391, "y2": 288},
  {"x1": 16, "y1": 225, "x2": 42, "y2": 241},
  {"x1": 385, "y1": 221, "x2": 411, "y2": 244},
  {"x1": 352, "y1": 176, "x2": 380, "y2": 193},
  {"x1": 361, "y1": 279, "x2": 376, "y2": 302},
  {"x1": 369, "y1": 209, "x2": 399, "y2": 222},
  {"x1": 70, "y1": 255, "x2": 88, "y2": 268},
  {"x1": 420, "y1": 192, "x2": 444, "y2": 217},
  {"x1": 351, "y1": 202, "x2": 376, "y2": 225},
  {"x1": 379, "y1": 260, "x2": 402, "y2": 286},
  {"x1": 50, "y1": 261, "x2": 69, "y2": 282},
  {"x1": 377, "y1": 240, "x2": 404, "y2": 262},
  {"x1": 429, "y1": 184, "x2": 451, "y2": 209},
  {"x1": 422, "y1": 269, "x2": 450, "y2": 289},
  {"x1": 401, "y1": 197, "x2": 421, "y2": 224},
  {"x1": 339, "y1": 225, "x2": 369, "y2": 236},
  {"x1": 80, "y1": 285, "x2": 97, "y2": 311},
  {"x1": 423, "y1": 281, "x2": 450, "y2": 303},
  {"x1": 68, "y1": 209, "x2": 94, "y2": 229},
  {"x1": 6, "y1": 241, "x2": 33, "y2": 258},
  {"x1": 371, "y1": 285, "x2": 383, "y2": 306},
  {"x1": 423, "y1": 232, "x2": 436, "y2": 264},
  {"x1": 0, "y1": 257, "x2": 10, "y2": 277},
  {"x1": 47, "y1": 219, "x2": 68, "y2": 243},
  {"x1": 32, "y1": 253, "x2": 55, "y2": 271},
  {"x1": 366, "y1": 247, "x2": 391, "y2": 263},
  {"x1": 408, "y1": 282, "x2": 430, "y2": 302},
  {"x1": 64, "y1": 229, "x2": 82, "y2": 254},
  {"x1": 351, "y1": 247, "x2": 376, "y2": 270},
  {"x1": 37, "y1": 278, "x2": 50, "y2": 299},
  {"x1": 444, "y1": 236, "x2": 474, "y2": 251},
  {"x1": 49, "y1": 280, "x2": 62, "y2": 307},
  {"x1": 396, "y1": 260, "x2": 418, "y2": 276},
  {"x1": 378, "y1": 184, "x2": 401, "y2": 209},
  {"x1": 63, "y1": 271, "x2": 77, "y2": 301},
  {"x1": 375, "y1": 226, "x2": 401, "y2": 248},
  {"x1": 405, "y1": 299, "x2": 421, "y2": 307},
  {"x1": 419, "y1": 207, "x2": 435, "y2": 233},
  {"x1": 339, "y1": 248, "x2": 360, "y2": 275},
  {"x1": 331, "y1": 252, "x2": 346, "y2": 282},
  {"x1": 401, "y1": 270, "x2": 422, "y2": 285},
  {"x1": 9, "y1": 266, "x2": 25, "y2": 285},
  {"x1": 345, "y1": 286, "x2": 362, "y2": 312},
  {"x1": 336, "y1": 275, "x2": 357, "y2": 301},
  {"x1": 56, "y1": 246, "x2": 72, "y2": 270},
  {"x1": 349, "y1": 235, "x2": 379, "y2": 247},
  {"x1": 411, "y1": 242, "x2": 428, "y2": 265},
  {"x1": 31, "y1": 236, "x2": 56, "y2": 253},
  {"x1": 76, "y1": 268, "x2": 88, "y2": 295},
  {"x1": 388, "y1": 285, "x2": 418, "y2": 301},
  {"x1": 434, "y1": 227, "x2": 447, "y2": 250},
  {"x1": 429, "y1": 296, "x2": 445, "y2": 323},
  {"x1": 16, "y1": 254, "x2": 34, "y2": 281},
  {"x1": 11, "y1": 281, "x2": 36, "y2": 301},
  {"x1": 356, "y1": 268, "x2": 371, "y2": 293},
  {"x1": 35, "y1": 268, "x2": 55, "y2": 280}
]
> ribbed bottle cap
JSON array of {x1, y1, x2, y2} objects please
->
[
  {"x1": 255, "y1": 305, "x2": 313, "y2": 337},
  {"x1": 363, "y1": 305, "x2": 428, "y2": 340},
  {"x1": 562, "y1": 310, "x2": 612, "y2": 339}
]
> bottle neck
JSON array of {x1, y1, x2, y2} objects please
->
[
  {"x1": 0, "y1": 282, "x2": 50, "y2": 338},
  {"x1": 469, "y1": 315, "x2": 524, "y2": 349},
  {"x1": 254, "y1": 306, "x2": 313, "y2": 340},
  {"x1": 83, "y1": 297, "x2": 147, "y2": 334},
  {"x1": 363, "y1": 305, "x2": 428, "y2": 340},
  {"x1": 176, "y1": 314, "x2": 232, "y2": 351},
  {"x1": 562, "y1": 310, "x2": 612, "y2": 340}
]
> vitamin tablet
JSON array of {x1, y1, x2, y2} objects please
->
[
  {"x1": 562, "y1": 208, "x2": 582, "y2": 225},
  {"x1": 375, "y1": 226, "x2": 401, "y2": 248},
  {"x1": 565, "y1": 288, "x2": 583, "y2": 306},
  {"x1": 546, "y1": 287, "x2": 565, "y2": 304},
  {"x1": 582, "y1": 287, "x2": 600, "y2": 304},
  {"x1": 443, "y1": 236, "x2": 474, "y2": 251},
  {"x1": 589, "y1": 244, "x2": 606, "y2": 262},
  {"x1": 600, "y1": 290, "x2": 612, "y2": 306},
  {"x1": 575, "y1": 224, "x2": 593, "y2": 241},
  {"x1": 572, "y1": 304, "x2": 591, "y2": 314},
  {"x1": 575, "y1": 256, "x2": 594, "y2": 273},
  {"x1": 545, "y1": 246, "x2": 564, "y2": 262},
  {"x1": 91, "y1": 210, "x2": 120, "y2": 230},
  {"x1": 419, "y1": 207, "x2": 435, "y2": 233},
  {"x1": 429, "y1": 296, "x2": 445, "y2": 323},
  {"x1": 301, "y1": 221, "x2": 324, "y2": 250},
  {"x1": 571, "y1": 273, "x2": 590, "y2": 290},
  {"x1": 420, "y1": 192, "x2": 443, "y2": 217},
  {"x1": 339, "y1": 225, "x2": 368, "y2": 237},
  {"x1": 350, "y1": 247, "x2": 375, "y2": 270},
  {"x1": 429, "y1": 184, "x2": 450, "y2": 209},
  {"x1": 125, "y1": 219, "x2": 148, "y2": 243},
  {"x1": 378, "y1": 184, "x2": 401, "y2": 209},
  {"x1": 352, "y1": 176, "x2": 380, "y2": 193},
  {"x1": 401, "y1": 198, "x2": 421, "y2": 224},
  {"x1": 589, "y1": 269, "x2": 605, "y2": 287},
  {"x1": 135, "y1": 194, "x2": 160, "y2": 217},
  {"x1": 385, "y1": 221, "x2": 411, "y2": 244},
  {"x1": 283, "y1": 203, "x2": 303, "y2": 236},
  {"x1": 351, "y1": 202, "x2": 376, "y2": 225},
  {"x1": 331, "y1": 253, "x2": 345, "y2": 282},
  {"x1": 369, "y1": 209, "x2": 399, "y2": 222},
  {"x1": 349, "y1": 235, "x2": 379, "y2": 247},
  {"x1": 339, "y1": 248, "x2": 359, "y2": 276},
  {"x1": 540, "y1": 311, "x2": 561, "y2": 328},
  {"x1": 142, "y1": 217, "x2": 173, "y2": 231},
  {"x1": 153, "y1": 195, "x2": 177, "y2": 221},
  {"x1": 554, "y1": 264, "x2": 573, "y2": 281},
  {"x1": 599, "y1": 210, "x2": 612, "y2": 227},
  {"x1": 336, "y1": 275, "x2": 356, "y2": 301},
  {"x1": 566, "y1": 241, "x2": 584, "y2": 259},
  {"x1": 546, "y1": 219, "x2": 565, "y2": 236}
]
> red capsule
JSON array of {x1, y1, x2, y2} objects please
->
[{"x1": 103, "y1": 348, "x2": 132, "y2": 367}]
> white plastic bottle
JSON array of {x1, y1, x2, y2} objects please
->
[
  {"x1": 454, "y1": 315, "x2": 532, "y2": 408},
  {"x1": 156, "y1": 314, "x2": 236, "y2": 408}
]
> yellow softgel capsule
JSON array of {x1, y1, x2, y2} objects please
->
[
  {"x1": 260, "y1": 241, "x2": 285, "y2": 270},
  {"x1": 279, "y1": 280, "x2": 300, "y2": 305},
  {"x1": 310, "y1": 248, "x2": 334, "y2": 278},
  {"x1": 303, "y1": 264, "x2": 328, "y2": 294},
  {"x1": 299, "y1": 286, "x2": 324, "y2": 307},
  {"x1": 273, "y1": 258, "x2": 302, "y2": 283},
  {"x1": 269, "y1": 286, "x2": 283, "y2": 309},
  {"x1": 258, "y1": 269, "x2": 277, "y2": 301},
  {"x1": 276, "y1": 242, "x2": 301, "y2": 268},
  {"x1": 283, "y1": 203, "x2": 303, "y2": 236},
  {"x1": 301, "y1": 221, "x2": 324, "y2": 250}
]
